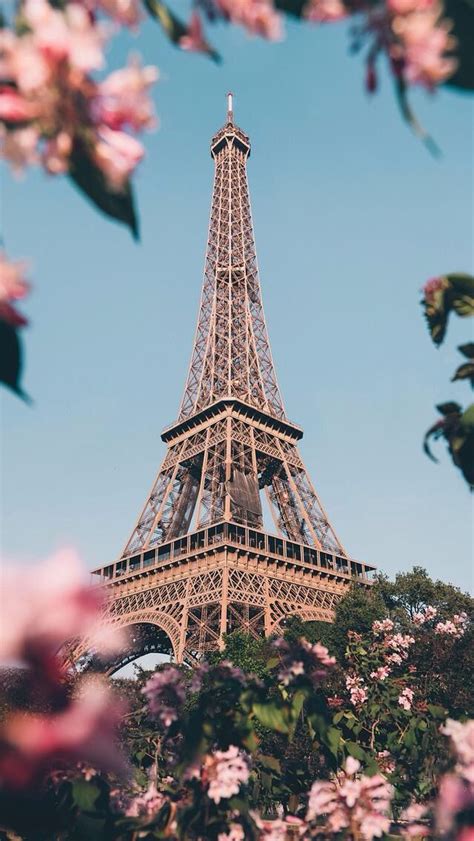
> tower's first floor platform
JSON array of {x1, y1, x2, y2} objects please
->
[{"x1": 84, "y1": 521, "x2": 375, "y2": 670}]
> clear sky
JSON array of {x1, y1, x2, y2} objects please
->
[{"x1": 1, "y1": 14, "x2": 473, "y2": 593}]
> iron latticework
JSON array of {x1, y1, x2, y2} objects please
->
[{"x1": 84, "y1": 97, "x2": 375, "y2": 671}]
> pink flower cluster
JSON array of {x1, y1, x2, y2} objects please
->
[
  {"x1": 0, "y1": 251, "x2": 30, "y2": 327},
  {"x1": 0, "y1": 0, "x2": 157, "y2": 190},
  {"x1": 0, "y1": 551, "x2": 127, "y2": 789},
  {"x1": 346, "y1": 674, "x2": 368, "y2": 706},
  {"x1": 142, "y1": 666, "x2": 185, "y2": 728},
  {"x1": 125, "y1": 781, "x2": 166, "y2": 817},
  {"x1": 372, "y1": 619, "x2": 395, "y2": 635},
  {"x1": 400, "y1": 802, "x2": 430, "y2": 838},
  {"x1": 412, "y1": 605, "x2": 438, "y2": 624},
  {"x1": 213, "y1": 0, "x2": 283, "y2": 40},
  {"x1": 218, "y1": 822, "x2": 246, "y2": 841},
  {"x1": 275, "y1": 636, "x2": 336, "y2": 687},
  {"x1": 0, "y1": 549, "x2": 112, "y2": 670},
  {"x1": 382, "y1": 632, "x2": 415, "y2": 666},
  {"x1": 390, "y1": 3, "x2": 457, "y2": 89},
  {"x1": 204, "y1": 745, "x2": 250, "y2": 803},
  {"x1": 304, "y1": 0, "x2": 348, "y2": 22},
  {"x1": 303, "y1": 0, "x2": 457, "y2": 95},
  {"x1": 252, "y1": 813, "x2": 305, "y2": 840},
  {"x1": 370, "y1": 665, "x2": 391, "y2": 681},
  {"x1": 435, "y1": 612, "x2": 469, "y2": 639},
  {"x1": 306, "y1": 757, "x2": 393, "y2": 841},
  {"x1": 398, "y1": 686, "x2": 414, "y2": 711}
]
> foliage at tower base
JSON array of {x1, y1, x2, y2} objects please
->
[{"x1": 0, "y1": 557, "x2": 473, "y2": 841}]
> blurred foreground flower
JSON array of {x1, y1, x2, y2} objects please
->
[
  {"x1": 0, "y1": 550, "x2": 129, "y2": 790},
  {"x1": 0, "y1": 677, "x2": 128, "y2": 789},
  {"x1": 0, "y1": 548, "x2": 124, "y2": 671},
  {"x1": 0, "y1": 0, "x2": 158, "y2": 237},
  {"x1": 306, "y1": 757, "x2": 393, "y2": 840},
  {"x1": 0, "y1": 251, "x2": 30, "y2": 328}
]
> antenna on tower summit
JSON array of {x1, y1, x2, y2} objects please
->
[{"x1": 227, "y1": 92, "x2": 234, "y2": 123}]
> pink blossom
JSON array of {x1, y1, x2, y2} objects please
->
[
  {"x1": 96, "y1": 57, "x2": 158, "y2": 132},
  {"x1": 275, "y1": 636, "x2": 335, "y2": 686},
  {"x1": 215, "y1": 0, "x2": 283, "y2": 40},
  {"x1": 387, "y1": 0, "x2": 434, "y2": 13},
  {"x1": 0, "y1": 550, "x2": 107, "y2": 668},
  {"x1": 304, "y1": 0, "x2": 348, "y2": 22},
  {"x1": 307, "y1": 768, "x2": 393, "y2": 841},
  {"x1": 218, "y1": 823, "x2": 245, "y2": 841},
  {"x1": 392, "y1": 8, "x2": 457, "y2": 88},
  {"x1": 0, "y1": 251, "x2": 30, "y2": 306},
  {"x1": 435, "y1": 772, "x2": 474, "y2": 833},
  {"x1": 93, "y1": 126, "x2": 144, "y2": 189},
  {"x1": 0, "y1": 87, "x2": 38, "y2": 122},
  {"x1": 435, "y1": 612, "x2": 469, "y2": 639},
  {"x1": 23, "y1": 0, "x2": 106, "y2": 73},
  {"x1": 125, "y1": 781, "x2": 165, "y2": 817},
  {"x1": 0, "y1": 125, "x2": 39, "y2": 172},
  {"x1": 280, "y1": 660, "x2": 305, "y2": 685},
  {"x1": 370, "y1": 666, "x2": 391, "y2": 681},
  {"x1": 385, "y1": 652, "x2": 403, "y2": 665},
  {"x1": 376, "y1": 750, "x2": 396, "y2": 775},
  {"x1": 346, "y1": 674, "x2": 368, "y2": 706},
  {"x1": 400, "y1": 802, "x2": 430, "y2": 838},
  {"x1": 398, "y1": 687, "x2": 414, "y2": 711},
  {"x1": 42, "y1": 131, "x2": 73, "y2": 174},
  {"x1": 142, "y1": 666, "x2": 185, "y2": 728},
  {"x1": 252, "y1": 813, "x2": 306, "y2": 840},
  {"x1": 94, "y1": 0, "x2": 142, "y2": 26},
  {"x1": 0, "y1": 677, "x2": 127, "y2": 788},
  {"x1": 205, "y1": 745, "x2": 249, "y2": 803},
  {"x1": 413, "y1": 605, "x2": 438, "y2": 624},
  {"x1": 0, "y1": 29, "x2": 50, "y2": 94},
  {"x1": 383, "y1": 633, "x2": 415, "y2": 664},
  {"x1": 423, "y1": 275, "x2": 449, "y2": 301},
  {"x1": 301, "y1": 638, "x2": 336, "y2": 667},
  {"x1": 372, "y1": 619, "x2": 394, "y2": 635},
  {"x1": 442, "y1": 719, "x2": 474, "y2": 768}
]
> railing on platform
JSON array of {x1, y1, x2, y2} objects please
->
[{"x1": 92, "y1": 522, "x2": 375, "y2": 585}]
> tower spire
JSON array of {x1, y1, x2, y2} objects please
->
[{"x1": 227, "y1": 91, "x2": 234, "y2": 123}]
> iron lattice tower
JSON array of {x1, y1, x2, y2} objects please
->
[{"x1": 84, "y1": 97, "x2": 375, "y2": 670}]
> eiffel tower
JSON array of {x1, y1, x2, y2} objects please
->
[{"x1": 85, "y1": 96, "x2": 375, "y2": 670}]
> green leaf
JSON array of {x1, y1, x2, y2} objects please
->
[
  {"x1": 436, "y1": 401, "x2": 462, "y2": 416},
  {"x1": 0, "y1": 319, "x2": 30, "y2": 402},
  {"x1": 452, "y1": 360, "x2": 474, "y2": 385},
  {"x1": 394, "y1": 75, "x2": 439, "y2": 155},
  {"x1": 252, "y1": 701, "x2": 290, "y2": 734},
  {"x1": 68, "y1": 140, "x2": 139, "y2": 239},
  {"x1": 143, "y1": 0, "x2": 220, "y2": 61},
  {"x1": 346, "y1": 741, "x2": 367, "y2": 761},
  {"x1": 72, "y1": 779, "x2": 101, "y2": 812},
  {"x1": 143, "y1": 0, "x2": 187, "y2": 41},
  {"x1": 459, "y1": 342, "x2": 474, "y2": 360},
  {"x1": 324, "y1": 726, "x2": 342, "y2": 757},
  {"x1": 258, "y1": 754, "x2": 281, "y2": 773},
  {"x1": 427, "y1": 704, "x2": 447, "y2": 719}
]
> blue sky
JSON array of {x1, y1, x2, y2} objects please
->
[{"x1": 1, "y1": 14, "x2": 473, "y2": 592}]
